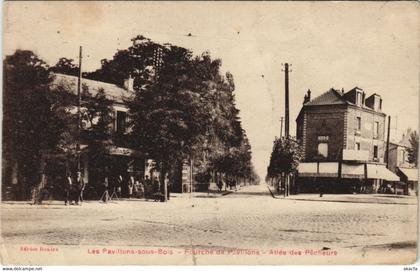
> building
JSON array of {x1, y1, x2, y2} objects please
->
[
  {"x1": 296, "y1": 87, "x2": 399, "y2": 193},
  {"x1": 388, "y1": 137, "x2": 418, "y2": 195},
  {"x1": 2, "y1": 73, "x2": 146, "y2": 200},
  {"x1": 2, "y1": 73, "x2": 200, "y2": 200}
]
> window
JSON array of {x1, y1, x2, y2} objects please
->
[
  {"x1": 356, "y1": 92, "x2": 363, "y2": 106},
  {"x1": 318, "y1": 143, "x2": 328, "y2": 158},
  {"x1": 373, "y1": 121, "x2": 379, "y2": 138},
  {"x1": 355, "y1": 142, "x2": 361, "y2": 150},
  {"x1": 356, "y1": 117, "x2": 361, "y2": 131},
  {"x1": 116, "y1": 111, "x2": 127, "y2": 134},
  {"x1": 373, "y1": 145, "x2": 378, "y2": 159}
]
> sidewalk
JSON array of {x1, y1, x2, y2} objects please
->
[
  {"x1": 0, "y1": 189, "x2": 235, "y2": 206},
  {"x1": 268, "y1": 186, "x2": 418, "y2": 205}
]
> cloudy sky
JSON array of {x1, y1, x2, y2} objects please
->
[{"x1": 4, "y1": 2, "x2": 419, "y2": 178}]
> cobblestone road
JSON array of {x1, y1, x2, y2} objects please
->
[{"x1": 1, "y1": 185, "x2": 418, "y2": 264}]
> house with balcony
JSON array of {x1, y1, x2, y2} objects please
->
[{"x1": 296, "y1": 87, "x2": 399, "y2": 193}]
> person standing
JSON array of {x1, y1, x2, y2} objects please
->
[
  {"x1": 75, "y1": 171, "x2": 85, "y2": 205},
  {"x1": 165, "y1": 174, "x2": 172, "y2": 201},
  {"x1": 116, "y1": 175, "x2": 123, "y2": 198},
  {"x1": 102, "y1": 175, "x2": 109, "y2": 202},
  {"x1": 64, "y1": 173, "x2": 73, "y2": 206},
  {"x1": 128, "y1": 175, "x2": 134, "y2": 199}
]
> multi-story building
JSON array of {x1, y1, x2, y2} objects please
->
[
  {"x1": 296, "y1": 87, "x2": 399, "y2": 193},
  {"x1": 388, "y1": 134, "x2": 418, "y2": 195}
]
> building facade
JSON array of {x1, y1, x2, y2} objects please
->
[
  {"x1": 296, "y1": 87, "x2": 399, "y2": 193},
  {"x1": 388, "y1": 139, "x2": 418, "y2": 195}
]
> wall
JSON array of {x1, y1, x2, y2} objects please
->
[
  {"x1": 302, "y1": 105, "x2": 346, "y2": 161},
  {"x1": 345, "y1": 105, "x2": 386, "y2": 162}
]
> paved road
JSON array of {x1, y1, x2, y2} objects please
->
[{"x1": 1, "y1": 184, "x2": 417, "y2": 264}]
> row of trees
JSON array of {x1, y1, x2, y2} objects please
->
[{"x1": 3, "y1": 35, "x2": 258, "y2": 198}]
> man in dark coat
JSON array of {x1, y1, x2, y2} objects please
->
[
  {"x1": 64, "y1": 173, "x2": 73, "y2": 206},
  {"x1": 75, "y1": 171, "x2": 85, "y2": 205}
]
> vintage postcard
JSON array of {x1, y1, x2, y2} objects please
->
[{"x1": 1, "y1": 1, "x2": 418, "y2": 266}]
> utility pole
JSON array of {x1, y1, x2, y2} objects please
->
[
  {"x1": 283, "y1": 63, "x2": 291, "y2": 138},
  {"x1": 280, "y1": 117, "x2": 284, "y2": 138},
  {"x1": 76, "y1": 46, "x2": 82, "y2": 172},
  {"x1": 281, "y1": 63, "x2": 291, "y2": 197},
  {"x1": 386, "y1": 116, "x2": 391, "y2": 169}
]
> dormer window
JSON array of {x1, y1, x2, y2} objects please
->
[
  {"x1": 356, "y1": 91, "x2": 363, "y2": 106},
  {"x1": 374, "y1": 96, "x2": 382, "y2": 111}
]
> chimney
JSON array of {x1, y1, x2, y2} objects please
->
[
  {"x1": 303, "y1": 89, "x2": 311, "y2": 104},
  {"x1": 123, "y1": 76, "x2": 134, "y2": 91}
]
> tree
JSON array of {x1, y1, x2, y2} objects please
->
[
  {"x1": 267, "y1": 137, "x2": 303, "y2": 195},
  {"x1": 50, "y1": 57, "x2": 79, "y2": 76},
  {"x1": 3, "y1": 50, "x2": 63, "y2": 198},
  {"x1": 267, "y1": 137, "x2": 303, "y2": 177},
  {"x1": 129, "y1": 42, "x2": 214, "y2": 190},
  {"x1": 407, "y1": 130, "x2": 418, "y2": 166},
  {"x1": 82, "y1": 88, "x2": 114, "y2": 172},
  {"x1": 87, "y1": 35, "x2": 259, "y2": 191}
]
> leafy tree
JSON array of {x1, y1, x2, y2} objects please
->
[
  {"x1": 50, "y1": 57, "x2": 79, "y2": 76},
  {"x1": 3, "y1": 50, "x2": 65, "y2": 198},
  {"x1": 267, "y1": 137, "x2": 303, "y2": 178},
  {"x1": 87, "y1": 35, "x2": 259, "y2": 189},
  {"x1": 82, "y1": 88, "x2": 114, "y2": 172},
  {"x1": 407, "y1": 130, "x2": 418, "y2": 166}
]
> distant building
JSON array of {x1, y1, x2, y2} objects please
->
[
  {"x1": 296, "y1": 87, "x2": 399, "y2": 194},
  {"x1": 388, "y1": 136, "x2": 418, "y2": 196}
]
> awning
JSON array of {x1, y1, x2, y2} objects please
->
[
  {"x1": 297, "y1": 162, "x2": 338, "y2": 178},
  {"x1": 398, "y1": 167, "x2": 418, "y2": 182},
  {"x1": 341, "y1": 163, "x2": 364, "y2": 179},
  {"x1": 367, "y1": 164, "x2": 399, "y2": 182},
  {"x1": 297, "y1": 162, "x2": 318, "y2": 177}
]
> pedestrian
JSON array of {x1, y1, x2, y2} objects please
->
[
  {"x1": 217, "y1": 180, "x2": 223, "y2": 192},
  {"x1": 64, "y1": 172, "x2": 73, "y2": 206},
  {"x1": 152, "y1": 176, "x2": 160, "y2": 194},
  {"x1": 75, "y1": 171, "x2": 85, "y2": 205},
  {"x1": 139, "y1": 181, "x2": 145, "y2": 198},
  {"x1": 116, "y1": 175, "x2": 123, "y2": 198},
  {"x1": 102, "y1": 175, "x2": 109, "y2": 202},
  {"x1": 165, "y1": 174, "x2": 171, "y2": 201},
  {"x1": 133, "y1": 180, "x2": 139, "y2": 198},
  {"x1": 145, "y1": 175, "x2": 152, "y2": 186},
  {"x1": 128, "y1": 174, "x2": 134, "y2": 199}
]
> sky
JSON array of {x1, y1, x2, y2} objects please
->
[{"x1": 3, "y1": 2, "x2": 419, "y2": 179}]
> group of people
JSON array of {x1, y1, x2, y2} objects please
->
[
  {"x1": 100, "y1": 174, "x2": 171, "y2": 203},
  {"x1": 64, "y1": 171, "x2": 85, "y2": 206},
  {"x1": 216, "y1": 179, "x2": 237, "y2": 192},
  {"x1": 63, "y1": 171, "x2": 175, "y2": 204}
]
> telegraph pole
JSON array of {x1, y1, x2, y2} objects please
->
[
  {"x1": 76, "y1": 46, "x2": 82, "y2": 172},
  {"x1": 280, "y1": 117, "x2": 284, "y2": 138},
  {"x1": 283, "y1": 63, "x2": 291, "y2": 138},
  {"x1": 281, "y1": 63, "x2": 291, "y2": 197}
]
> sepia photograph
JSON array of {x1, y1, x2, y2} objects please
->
[{"x1": 1, "y1": 1, "x2": 419, "y2": 266}]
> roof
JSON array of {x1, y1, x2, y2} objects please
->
[
  {"x1": 304, "y1": 89, "x2": 348, "y2": 106},
  {"x1": 389, "y1": 141, "x2": 411, "y2": 148},
  {"x1": 398, "y1": 167, "x2": 418, "y2": 182},
  {"x1": 50, "y1": 73, "x2": 133, "y2": 103}
]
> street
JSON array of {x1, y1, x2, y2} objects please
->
[{"x1": 1, "y1": 185, "x2": 418, "y2": 265}]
